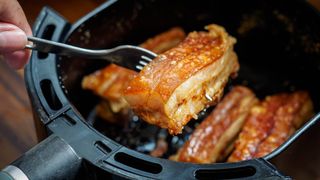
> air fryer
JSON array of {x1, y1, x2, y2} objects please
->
[{"x1": 1, "y1": 0, "x2": 320, "y2": 179}]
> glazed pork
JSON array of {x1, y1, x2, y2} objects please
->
[
  {"x1": 82, "y1": 27, "x2": 186, "y2": 122},
  {"x1": 173, "y1": 86, "x2": 258, "y2": 163},
  {"x1": 82, "y1": 64, "x2": 136, "y2": 113},
  {"x1": 124, "y1": 24, "x2": 239, "y2": 135},
  {"x1": 253, "y1": 91, "x2": 313, "y2": 158},
  {"x1": 140, "y1": 27, "x2": 186, "y2": 54},
  {"x1": 228, "y1": 91, "x2": 313, "y2": 162},
  {"x1": 227, "y1": 94, "x2": 287, "y2": 162}
]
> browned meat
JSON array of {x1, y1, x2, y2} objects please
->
[
  {"x1": 140, "y1": 27, "x2": 186, "y2": 54},
  {"x1": 95, "y1": 101, "x2": 132, "y2": 125},
  {"x1": 82, "y1": 64, "x2": 136, "y2": 113},
  {"x1": 174, "y1": 86, "x2": 258, "y2": 163},
  {"x1": 228, "y1": 91, "x2": 313, "y2": 162},
  {"x1": 253, "y1": 91, "x2": 313, "y2": 158},
  {"x1": 124, "y1": 24, "x2": 239, "y2": 135},
  {"x1": 150, "y1": 138, "x2": 168, "y2": 157},
  {"x1": 227, "y1": 94, "x2": 289, "y2": 162},
  {"x1": 82, "y1": 27, "x2": 186, "y2": 122}
]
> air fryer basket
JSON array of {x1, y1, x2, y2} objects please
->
[{"x1": 18, "y1": 0, "x2": 320, "y2": 179}]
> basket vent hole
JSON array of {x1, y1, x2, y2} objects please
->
[
  {"x1": 95, "y1": 141, "x2": 111, "y2": 154},
  {"x1": 38, "y1": 24, "x2": 56, "y2": 59},
  {"x1": 63, "y1": 115, "x2": 76, "y2": 126},
  {"x1": 114, "y1": 152, "x2": 162, "y2": 174},
  {"x1": 40, "y1": 79, "x2": 62, "y2": 110},
  {"x1": 195, "y1": 166, "x2": 256, "y2": 179}
]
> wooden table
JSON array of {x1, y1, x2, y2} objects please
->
[{"x1": 0, "y1": 0, "x2": 319, "y2": 172}]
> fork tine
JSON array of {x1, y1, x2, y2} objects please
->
[
  {"x1": 139, "y1": 60, "x2": 148, "y2": 66},
  {"x1": 135, "y1": 55, "x2": 154, "y2": 71},
  {"x1": 141, "y1": 55, "x2": 153, "y2": 62},
  {"x1": 136, "y1": 65, "x2": 144, "y2": 71}
]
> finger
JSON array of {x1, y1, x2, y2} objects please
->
[
  {"x1": 0, "y1": 0, "x2": 32, "y2": 36},
  {"x1": 0, "y1": 0, "x2": 32, "y2": 69},
  {"x1": 3, "y1": 49, "x2": 31, "y2": 69},
  {"x1": 0, "y1": 23, "x2": 27, "y2": 53}
]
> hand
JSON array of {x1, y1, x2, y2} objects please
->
[{"x1": 0, "y1": 0, "x2": 32, "y2": 69}]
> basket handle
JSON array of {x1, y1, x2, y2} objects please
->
[{"x1": 1, "y1": 135, "x2": 81, "y2": 180}]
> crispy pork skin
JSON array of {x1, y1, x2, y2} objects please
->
[
  {"x1": 82, "y1": 27, "x2": 186, "y2": 122},
  {"x1": 140, "y1": 27, "x2": 186, "y2": 54},
  {"x1": 228, "y1": 91, "x2": 313, "y2": 162},
  {"x1": 227, "y1": 94, "x2": 289, "y2": 162},
  {"x1": 82, "y1": 64, "x2": 136, "y2": 113},
  {"x1": 174, "y1": 86, "x2": 258, "y2": 163},
  {"x1": 124, "y1": 24, "x2": 239, "y2": 135},
  {"x1": 253, "y1": 91, "x2": 313, "y2": 158}
]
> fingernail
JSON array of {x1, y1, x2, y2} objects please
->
[{"x1": 0, "y1": 30, "x2": 27, "y2": 53}]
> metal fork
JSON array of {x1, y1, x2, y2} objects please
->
[{"x1": 25, "y1": 36, "x2": 157, "y2": 71}]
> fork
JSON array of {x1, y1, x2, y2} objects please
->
[{"x1": 25, "y1": 36, "x2": 157, "y2": 71}]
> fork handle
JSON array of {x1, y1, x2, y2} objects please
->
[{"x1": 26, "y1": 36, "x2": 110, "y2": 58}]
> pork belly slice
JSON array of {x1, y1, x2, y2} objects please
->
[
  {"x1": 227, "y1": 94, "x2": 289, "y2": 162},
  {"x1": 82, "y1": 64, "x2": 136, "y2": 113},
  {"x1": 82, "y1": 27, "x2": 186, "y2": 122},
  {"x1": 140, "y1": 27, "x2": 186, "y2": 54},
  {"x1": 254, "y1": 91, "x2": 313, "y2": 158},
  {"x1": 228, "y1": 91, "x2": 314, "y2": 162},
  {"x1": 174, "y1": 86, "x2": 258, "y2": 163},
  {"x1": 124, "y1": 24, "x2": 239, "y2": 135},
  {"x1": 95, "y1": 101, "x2": 132, "y2": 125},
  {"x1": 150, "y1": 137, "x2": 168, "y2": 157}
]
